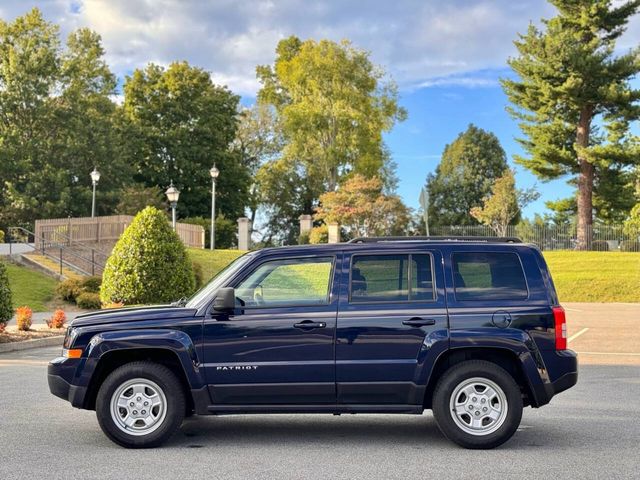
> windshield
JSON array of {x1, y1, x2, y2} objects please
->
[{"x1": 186, "y1": 252, "x2": 256, "y2": 309}]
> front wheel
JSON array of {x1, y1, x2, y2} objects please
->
[
  {"x1": 432, "y1": 360, "x2": 523, "y2": 449},
  {"x1": 96, "y1": 361, "x2": 185, "y2": 448}
]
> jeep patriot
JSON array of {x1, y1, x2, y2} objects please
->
[{"x1": 48, "y1": 236, "x2": 578, "y2": 449}]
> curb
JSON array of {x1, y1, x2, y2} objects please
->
[{"x1": 0, "y1": 335, "x2": 64, "y2": 354}]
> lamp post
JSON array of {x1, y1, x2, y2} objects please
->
[
  {"x1": 209, "y1": 165, "x2": 219, "y2": 250},
  {"x1": 90, "y1": 167, "x2": 101, "y2": 218},
  {"x1": 165, "y1": 181, "x2": 180, "y2": 230}
]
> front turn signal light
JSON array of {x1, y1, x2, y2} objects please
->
[{"x1": 63, "y1": 348, "x2": 83, "y2": 359}]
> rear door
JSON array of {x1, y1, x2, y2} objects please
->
[{"x1": 335, "y1": 250, "x2": 448, "y2": 406}]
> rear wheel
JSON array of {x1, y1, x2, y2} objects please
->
[
  {"x1": 432, "y1": 360, "x2": 523, "y2": 449},
  {"x1": 96, "y1": 361, "x2": 185, "y2": 448}
]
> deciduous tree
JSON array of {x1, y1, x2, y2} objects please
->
[
  {"x1": 123, "y1": 62, "x2": 249, "y2": 220},
  {"x1": 470, "y1": 170, "x2": 540, "y2": 236},
  {"x1": 426, "y1": 125, "x2": 509, "y2": 227},
  {"x1": 314, "y1": 174, "x2": 410, "y2": 239}
]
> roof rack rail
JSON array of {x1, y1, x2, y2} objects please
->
[{"x1": 347, "y1": 236, "x2": 522, "y2": 244}]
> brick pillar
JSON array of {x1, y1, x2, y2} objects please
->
[
  {"x1": 328, "y1": 222, "x2": 340, "y2": 244},
  {"x1": 237, "y1": 217, "x2": 252, "y2": 251}
]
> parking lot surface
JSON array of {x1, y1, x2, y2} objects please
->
[{"x1": 1, "y1": 340, "x2": 638, "y2": 480}]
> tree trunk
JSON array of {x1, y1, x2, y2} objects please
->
[{"x1": 575, "y1": 107, "x2": 594, "y2": 250}]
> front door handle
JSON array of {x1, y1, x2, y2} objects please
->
[
  {"x1": 402, "y1": 317, "x2": 436, "y2": 327},
  {"x1": 294, "y1": 320, "x2": 327, "y2": 330}
]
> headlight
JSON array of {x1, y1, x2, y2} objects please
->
[{"x1": 63, "y1": 328, "x2": 79, "y2": 349}]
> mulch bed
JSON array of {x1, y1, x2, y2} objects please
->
[{"x1": 0, "y1": 325, "x2": 67, "y2": 344}]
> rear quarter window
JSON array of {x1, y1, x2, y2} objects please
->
[{"x1": 452, "y1": 252, "x2": 528, "y2": 301}]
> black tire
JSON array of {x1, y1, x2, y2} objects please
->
[
  {"x1": 96, "y1": 361, "x2": 186, "y2": 448},
  {"x1": 432, "y1": 360, "x2": 523, "y2": 449}
]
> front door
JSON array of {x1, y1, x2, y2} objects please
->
[
  {"x1": 336, "y1": 250, "x2": 448, "y2": 406},
  {"x1": 203, "y1": 255, "x2": 339, "y2": 406}
]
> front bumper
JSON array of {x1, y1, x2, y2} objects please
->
[{"x1": 48, "y1": 358, "x2": 87, "y2": 408}]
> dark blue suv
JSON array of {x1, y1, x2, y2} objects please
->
[{"x1": 48, "y1": 237, "x2": 578, "y2": 449}]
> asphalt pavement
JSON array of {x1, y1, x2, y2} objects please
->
[{"x1": 1, "y1": 345, "x2": 638, "y2": 480}]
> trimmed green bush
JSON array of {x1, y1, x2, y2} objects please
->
[
  {"x1": 0, "y1": 262, "x2": 13, "y2": 324},
  {"x1": 76, "y1": 292, "x2": 101, "y2": 310},
  {"x1": 100, "y1": 206, "x2": 195, "y2": 304},
  {"x1": 80, "y1": 276, "x2": 102, "y2": 294},
  {"x1": 0, "y1": 230, "x2": 5, "y2": 243},
  {"x1": 56, "y1": 278, "x2": 83, "y2": 302}
]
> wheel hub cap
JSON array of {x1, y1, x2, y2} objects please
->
[
  {"x1": 449, "y1": 377, "x2": 508, "y2": 436},
  {"x1": 110, "y1": 378, "x2": 167, "y2": 436}
]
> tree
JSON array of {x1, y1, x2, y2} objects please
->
[
  {"x1": 470, "y1": 170, "x2": 540, "y2": 236},
  {"x1": 123, "y1": 62, "x2": 249, "y2": 220},
  {"x1": 502, "y1": 0, "x2": 640, "y2": 249},
  {"x1": 100, "y1": 207, "x2": 195, "y2": 305},
  {"x1": 314, "y1": 175, "x2": 411, "y2": 239},
  {"x1": 0, "y1": 9, "x2": 60, "y2": 228},
  {"x1": 256, "y1": 36, "x2": 406, "y2": 242},
  {"x1": 0, "y1": 10, "x2": 129, "y2": 227},
  {"x1": 113, "y1": 184, "x2": 166, "y2": 215},
  {"x1": 426, "y1": 125, "x2": 509, "y2": 226},
  {"x1": 233, "y1": 104, "x2": 284, "y2": 231}
]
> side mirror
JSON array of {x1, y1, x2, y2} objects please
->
[{"x1": 213, "y1": 287, "x2": 235, "y2": 311}]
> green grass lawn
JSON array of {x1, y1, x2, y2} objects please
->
[
  {"x1": 3, "y1": 261, "x2": 58, "y2": 311},
  {"x1": 187, "y1": 248, "x2": 640, "y2": 303},
  {"x1": 543, "y1": 251, "x2": 640, "y2": 303}
]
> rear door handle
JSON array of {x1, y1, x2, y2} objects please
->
[
  {"x1": 294, "y1": 320, "x2": 327, "y2": 330},
  {"x1": 402, "y1": 317, "x2": 436, "y2": 327}
]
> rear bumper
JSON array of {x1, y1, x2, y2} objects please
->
[
  {"x1": 537, "y1": 349, "x2": 578, "y2": 406},
  {"x1": 48, "y1": 359, "x2": 87, "y2": 408}
]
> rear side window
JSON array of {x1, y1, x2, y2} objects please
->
[
  {"x1": 350, "y1": 254, "x2": 435, "y2": 303},
  {"x1": 452, "y1": 252, "x2": 528, "y2": 301}
]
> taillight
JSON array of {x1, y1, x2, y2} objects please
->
[{"x1": 553, "y1": 306, "x2": 567, "y2": 350}]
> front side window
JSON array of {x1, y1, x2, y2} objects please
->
[
  {"x1": 235, "y1": 257, "x2": 333, "y2": 307},
  {"x1": 452, "y1": 252, "x2": 528, "y2": 301},
  {"x1": 350, "y1": 254, "x2": 435, "y2": 303}
]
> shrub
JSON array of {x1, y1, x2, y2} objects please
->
[
  {"x1": 47, "y1": 309, "x2": 67, "y2": 329},
  {"x1": 56, "y1": 278, "x2": 82, "y2": 302},
  {"x1": 592, "y1": 240, "x2": 609, "y2": 252},
  {"x1": 309, "y1": 225, "x2": 328, "y2": 244},
  {"x1": 15, "y1": 306, "x2": 33, "y2": 331},
  {"x1": 0, "y1": 322, "x2": 5, "y2": 334},
  {"x1": 100, "y1": 206, "x2": 195, "y2": 305},
  {"x1": 80, "y1": 276, "x2": 102, "y2": 294},
  {"x1": 0, "y1": 230, "x2": 4, "y2": 242},
  {"x1": 0, "y1": 262, "x2": 12, "y2": 325},
  {"x1": 298, "y1": 231, "x2": 310, "y2": 245},
  {"x1": 76, "y1": 292, "x2": 101, "y2": 310},
  {"x1": 182, "y1": 215, "x2": 236, "y2": 249}
]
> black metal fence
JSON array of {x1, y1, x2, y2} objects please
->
[{"x1": 429, "y1": 224, "x2": 639, "y2": 251}]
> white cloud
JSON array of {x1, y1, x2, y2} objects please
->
[{"x1": 0, "y1": 0, "x2": 638, "y2": 96}]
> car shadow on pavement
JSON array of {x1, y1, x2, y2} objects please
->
[{"x1": 165, "y1": 414, "x2": 568, "y2": 450}]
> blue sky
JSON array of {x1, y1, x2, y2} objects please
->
[{"x1": 1, "y1": 0, "x2": 638, "y2": 218}]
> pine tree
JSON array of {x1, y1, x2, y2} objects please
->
[{"x1": 502, "y1": 0, "x2": 640, "y2": 249}]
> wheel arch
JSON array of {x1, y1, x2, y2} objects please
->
[
  {"x1": 422, "y1": 347, "x2": 535, "y2": 409},
  {"x1": 83, "y1": 348, "x2": 194, "y2": 413}
]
